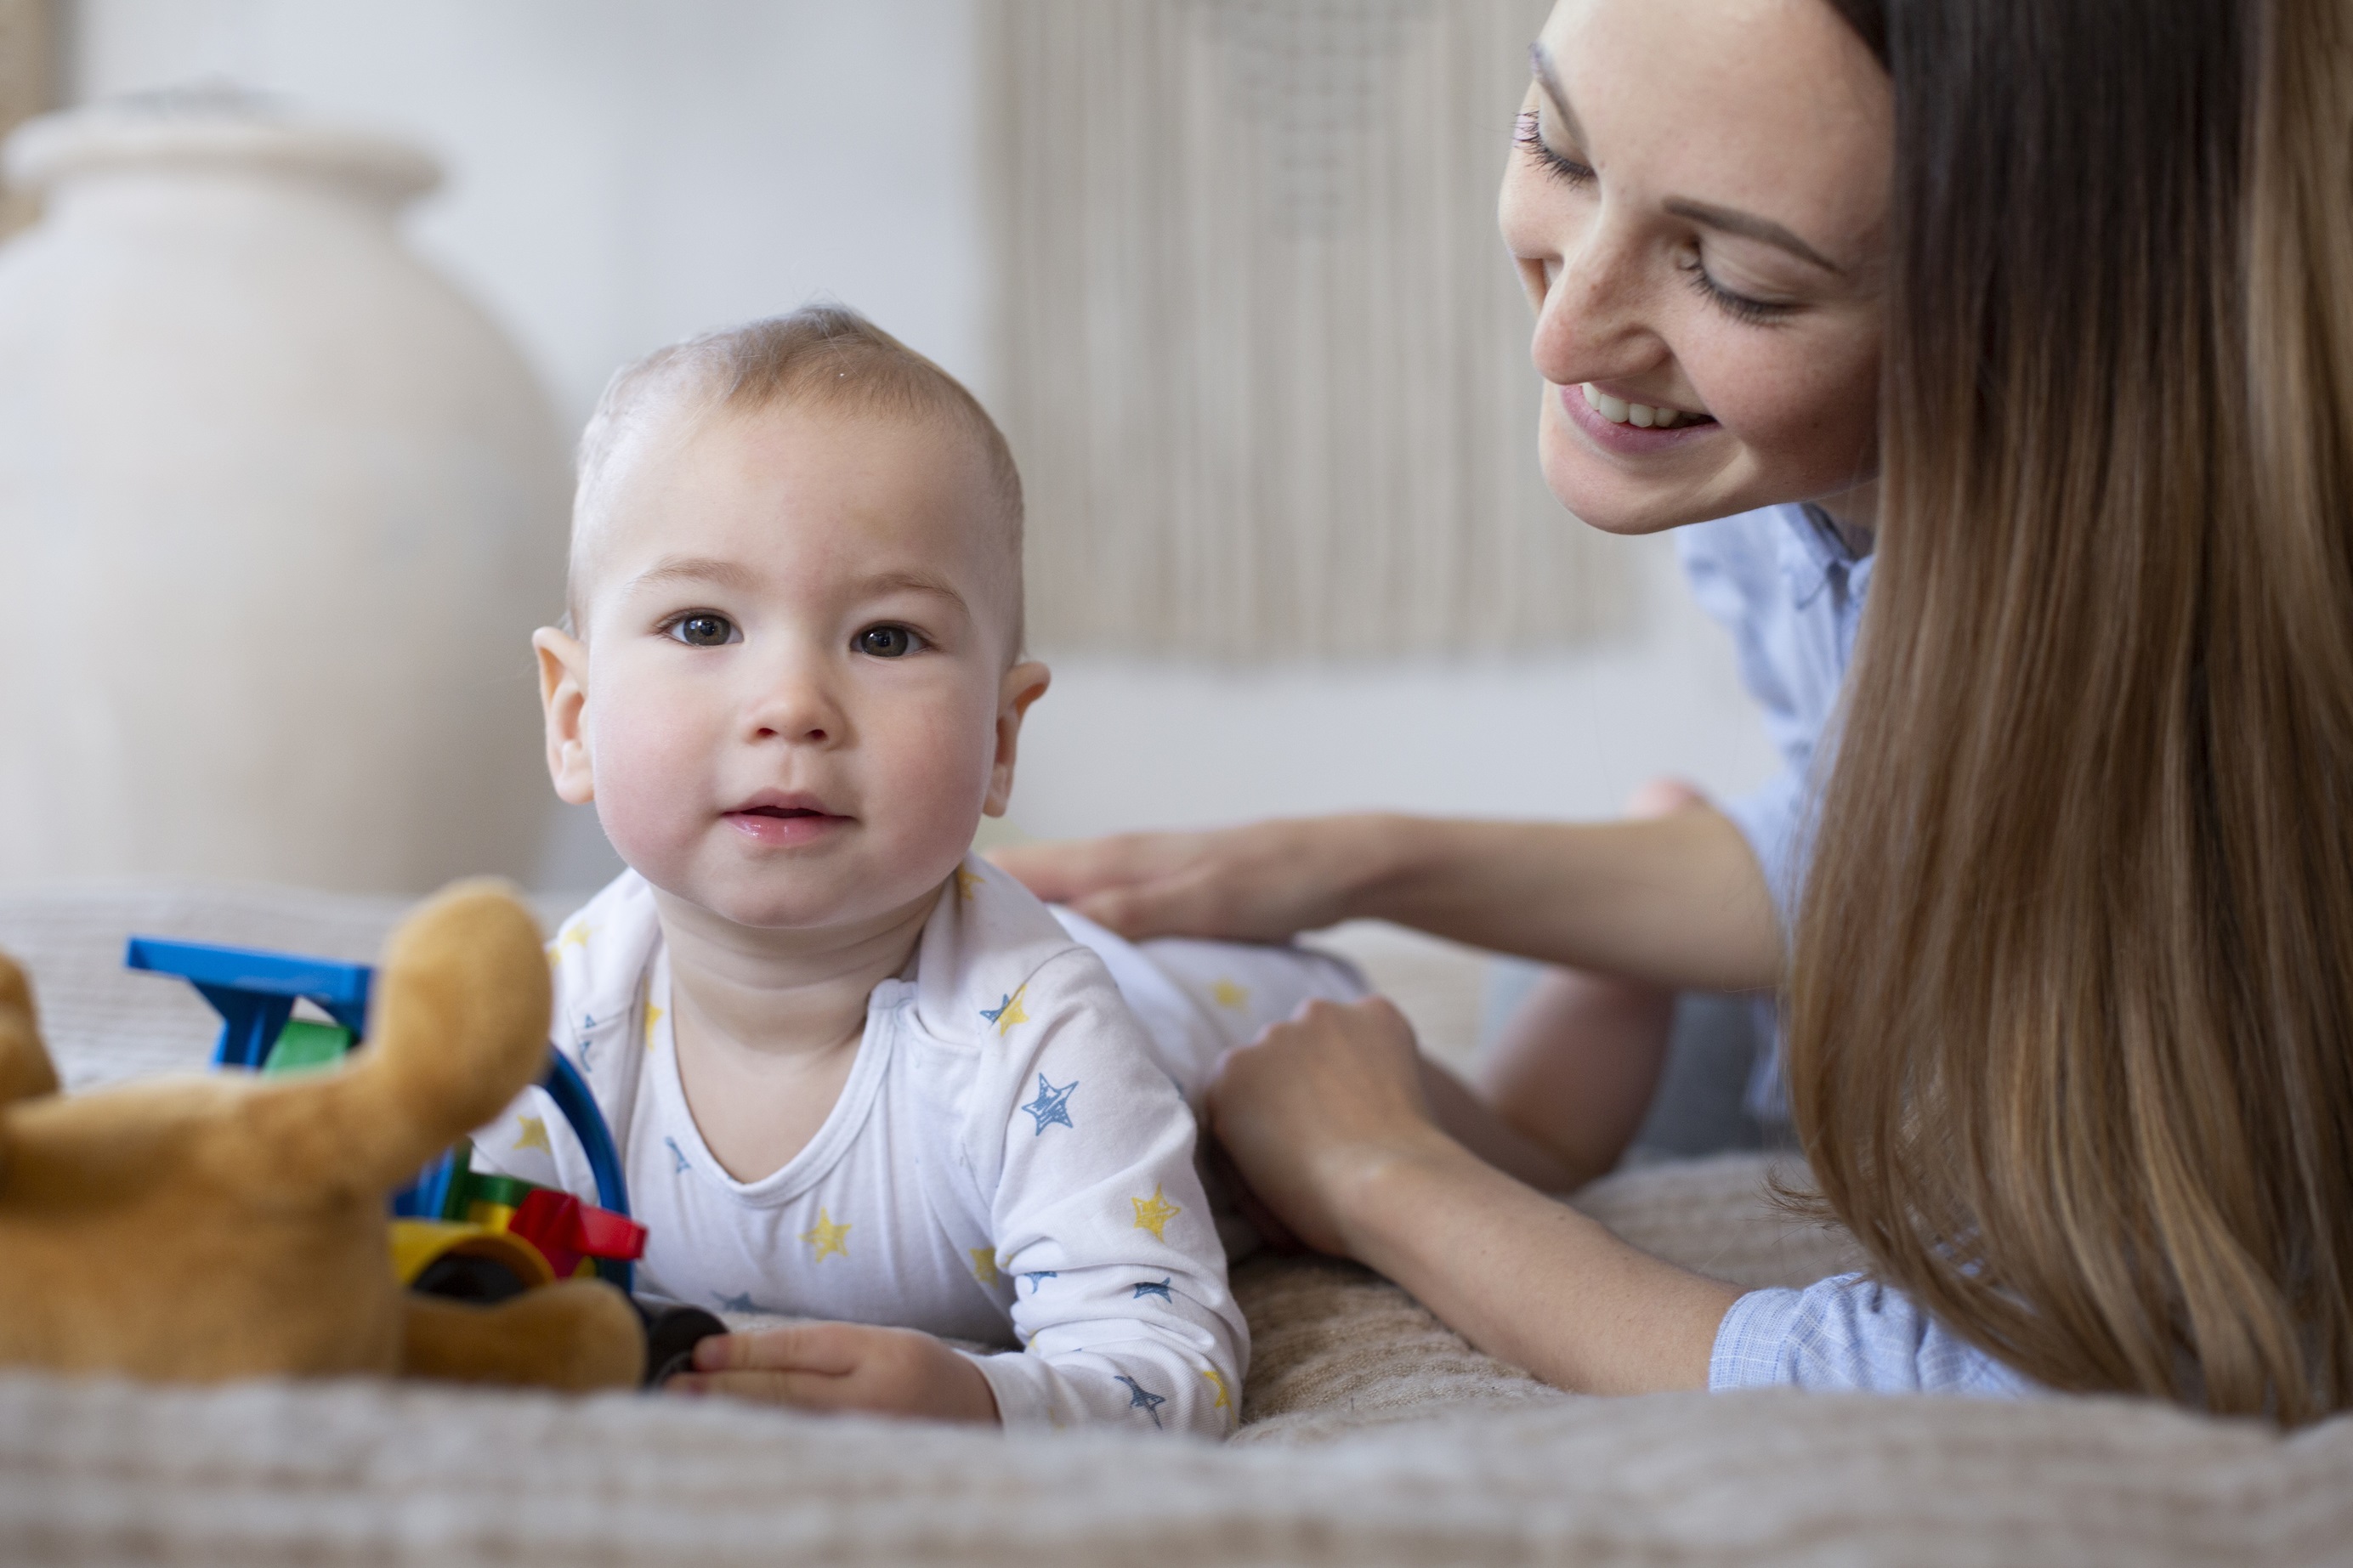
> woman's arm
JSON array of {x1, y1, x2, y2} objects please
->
[
  {"x1": 995, "y1": 807, "x2": 1782, "y2": 994},
  {"x1": 1207, "y1": 993, "x2": 1740, "y2": 1394}
]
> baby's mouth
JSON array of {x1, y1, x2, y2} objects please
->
[{"x1": 723, "y1": 793, "x2": 851, "y2": 842}]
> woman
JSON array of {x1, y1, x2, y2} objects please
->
[{"x1": 1004, "y1": 0, "x2": 2353, "y2": 1419}]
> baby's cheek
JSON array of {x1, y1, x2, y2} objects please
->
[{"x1": 586, "y1": 699, "x2": 708, "y2": 872}]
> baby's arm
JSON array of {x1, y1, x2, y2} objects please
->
[{"x1": 967, "y1": 950, "x2": 1248, "y2": 1435}]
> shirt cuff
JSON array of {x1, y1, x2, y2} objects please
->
[{"x1": 960, "y1": 1346, "x2": 1067, "y2": 1429}]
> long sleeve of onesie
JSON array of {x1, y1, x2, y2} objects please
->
[{"x1": 941, "y1": 945, "x2": 1245, "y2": 1434}]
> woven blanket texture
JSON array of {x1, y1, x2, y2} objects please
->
[{"x1": 1, "y1": 882, "x2": 2346, "y2": 1566}]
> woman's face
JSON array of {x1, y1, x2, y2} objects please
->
[{"x1": 1501, "y1": 0, "x2": 1892, "y2": 535}]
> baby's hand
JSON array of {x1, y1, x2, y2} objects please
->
[{"x1": 666, "y1": 1321, "x2": 1001, "y2": 1424}]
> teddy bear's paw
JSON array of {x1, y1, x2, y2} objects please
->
[
  {"x1": 401, "y1": 1276, "x2": 647, "y2": 1390},
  {"x1": 316, "y1": 880, "x2": 553, "y2": 1192},
  {"x1": 0, "y1": 948, "x2": 59, "y2": 1109}
]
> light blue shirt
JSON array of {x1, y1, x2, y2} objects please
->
[
  {"x1": 1675, "y1": 501, "x2": 1872, "y2": 924},
  {"x1": 1710, "y1": 1274, "x2": 2039, "y2": 1396},
  {"x1": 1676, "y1": 507, "x2": 2029, "y2": 1399}
]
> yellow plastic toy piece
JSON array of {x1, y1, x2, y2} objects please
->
[{"x1": 388, "y1": 1220, "x2": 557, "y2": 1291}]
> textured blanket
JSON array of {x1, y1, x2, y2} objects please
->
[{"x1": 2, "y1": 883, "x2": 2346, "y2": 1565}]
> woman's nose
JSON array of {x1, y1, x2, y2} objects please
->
[{"x1": 1530, "y1": 221, "x2": 1650, "y2": 388}]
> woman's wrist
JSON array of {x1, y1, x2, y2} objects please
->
[
  {"x1": 1315, "y1": 812, "x2": 1432, "y2": 925},
  {"x1": 1323, "y1": 1123, "x2": 1487, "y2": 1266}
]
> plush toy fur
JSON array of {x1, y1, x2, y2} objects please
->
[{"x1": 0, "y1": 880, "x2": 644, "y2": 1390}]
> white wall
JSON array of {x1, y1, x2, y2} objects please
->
[{"x1": 69, "y1": 0, "x2": 1779, "y2": 896}]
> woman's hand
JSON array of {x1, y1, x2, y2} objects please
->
[
  {"x1": 667, "y1": 1321, "x2": 1001, "y2": 1424},
  {"x1": 1205, "y1": 995, "x2": 1453, "y2": 1255},
  {"x1": 1208, "y1": 995, "x2": 1739, "y2": 1395},
  {"x1": 991, "y1": 816, "x2": 1388, "y2": 942}
]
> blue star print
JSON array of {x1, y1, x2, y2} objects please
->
[
  {"x1": 665, "y1": 1135, "x2": 691, "y2": 1174},
  {"x1": 714, "y1": 1290, "x2": 766, "y2": 1313},
  {"x1": 1114, "y1": 1374, "x2": 1167, "y2": 1429},
  {"x1": 1132, "y1": 1277, "x2": 1174, "y2": 1302},
  {"x1": 1022, "y1": 1271, "x2": 1058, "y2": 1293},
  {"x1": 1019, "y1": 1073, "x2": 1078, "y2": 1135}
]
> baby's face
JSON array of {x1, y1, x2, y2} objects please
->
[{"x1": 537, "y1": 403, "x2": 1045, "y2": 933}]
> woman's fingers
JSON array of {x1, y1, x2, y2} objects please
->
[
  {"x1": 995, "y1": 819, "x2": 1364, "y2": 942},
  {"x1": 991, "y1": 834, "x2": 1173, "y2": 905}
]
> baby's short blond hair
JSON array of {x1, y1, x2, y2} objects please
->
[{"x1": 569, "y1": 306, "x2": 1025, "y2": 645}]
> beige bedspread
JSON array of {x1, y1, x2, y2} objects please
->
[{"x1": 2, "y1": 883, "x2": 2347, "y2": 1565}]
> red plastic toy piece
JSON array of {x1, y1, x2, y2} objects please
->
[{"x1": 509, "y1": 1187, "x2": 647, "y2": 1281}]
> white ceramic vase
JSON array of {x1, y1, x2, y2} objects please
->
[{"x1": 0, "y1": 97, "x2": 567, "y2": 894}]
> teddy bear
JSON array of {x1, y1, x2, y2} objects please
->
[{"x1": 0, "y1": 880, "x2": 646, "y2": 1390}]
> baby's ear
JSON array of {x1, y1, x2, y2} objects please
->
[
  {"x1": 533, "y1": 626, "x2": 596, "y2": 807},
  {"x1": 985, "y1": 660, "x2": 1052, "y2": 817}
]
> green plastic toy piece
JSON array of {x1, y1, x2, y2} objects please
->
[{"x1": 258, "y1": 1018, "x2": 354, "y2": 1077}]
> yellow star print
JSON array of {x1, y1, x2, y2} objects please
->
[
  {"x1": 1210, "y1": 978, "x2": 1250, "y2": 1010},
  {"x1": 984, "y1": 985, "x2": 1030, "y2": 1037},
  {"x1": 955, "y1": 865, "x2": 984, "y2": 902},
  {"x1": 1131, "y1": 1183, "x2": 1182, "y2": 1242},
  {"x1": 970, "y1": 1248, "x2": 1001, "y2": 1288},
  {"x1": 1202, "y1": 1366, "x2": 1231, "y2": 1411},
  {"x1": 549, "y1": 925, "x2": 593, "y2": 967},
  {"x1": 644, "y1": 1000, "x2": 665, "y2": 1034},
  {"x1": 800, "y1": 1209, "x2": 852, "y2": 1262},
  {"x1": 513, "y1": 1117, "x2": 552, "y2": 1153}
]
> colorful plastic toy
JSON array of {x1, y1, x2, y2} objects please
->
[{"x1": 128, "y1": 934, "x2": 642, "y2": 1293}]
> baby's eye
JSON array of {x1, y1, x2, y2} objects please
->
[
  {"x1": 667, "y1": 614, "x2": 737, "y2": 648},
  {"x1": 856, "y1": 625, "x2": 922, "y2": 659}
]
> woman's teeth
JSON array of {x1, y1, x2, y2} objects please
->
[{"x1": 1581, "y1": 382, "x2": 1700, "y2": 429}]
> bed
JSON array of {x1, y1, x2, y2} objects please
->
[{"x1": 2, "y1": 882, "x2": 2345, "y2": 1566}]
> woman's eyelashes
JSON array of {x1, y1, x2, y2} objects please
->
[
  {"x1": 663, "y1": 611, "x2": 739, "y2": 648},
  {"x1": 1679, "y1": 253, "x2": 1798, "y2": 326},
  {"x1": 1515, "y1": 110, "x2": 1594, "y2": 187}
]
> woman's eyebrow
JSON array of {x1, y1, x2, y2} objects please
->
[
  {"x1": 1528, "y1": 42, "x2": 1843, "y2": 277},
  {"x1": 1664, "y1": 198, "x2": 1843, "y2": 275},
  {"x1": 1528, "y1": 44, "x2": 1586, "y2": 146}
]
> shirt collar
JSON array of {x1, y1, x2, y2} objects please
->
[{"x1": 1777, "y1": 502, "x2": 1873, "y2": 608}]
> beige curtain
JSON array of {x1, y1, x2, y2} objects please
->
[{"x1": 987, "y1": 0, "x2": 1622, "y2": 661}]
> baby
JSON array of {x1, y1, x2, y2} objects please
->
[{"x1": 472, "y1": 308, "x2": 1357, "y2": 1433}]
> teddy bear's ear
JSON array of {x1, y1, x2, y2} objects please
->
[
  {"x1": 304, "y1": 880, "x2": 553, "y2": 1192},
  {"x1": 0, "y1": 949, "x2": 60, "y2": 1109}
]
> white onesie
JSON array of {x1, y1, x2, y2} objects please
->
[{"x1": 471, "y1": 856, "x2": 1352, "y2": 1435}]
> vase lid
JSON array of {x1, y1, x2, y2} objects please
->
[{"x1": 4, "y1": 86, "x2": 440, "y2": 206}]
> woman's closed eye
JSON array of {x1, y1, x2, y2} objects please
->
[
  {"x1": 664, "y1": 612, "x2": 740, "y2": 648},
  {"x1": 1515, "y1": 109, "x2": 1593, "y2": 188},
  {"x1": 855, "y1": 624, "x2": 925, "y2": 659},
  {"x1": 1679, "y1": 251, "x2": 1800, "y2": 327}
]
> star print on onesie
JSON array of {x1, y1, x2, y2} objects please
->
[{"x1": 469, "y1": 855, "x2": 1256, "y2": 1435}]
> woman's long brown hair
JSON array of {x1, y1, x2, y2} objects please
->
[{"x1": 1789, "y1": 0, "x2": 2353, "y2": 1420}]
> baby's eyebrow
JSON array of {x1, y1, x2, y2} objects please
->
[
  {"x1": 855, "y1": 569, "x2": 968, "y2": 609},
  {"x1": 624, "y1": 554, "x2": 762, "y2": 595}
]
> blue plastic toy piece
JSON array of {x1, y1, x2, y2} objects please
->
[{"x1": 124, "y1": 937, "x2": 371, "y2": 1069}]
